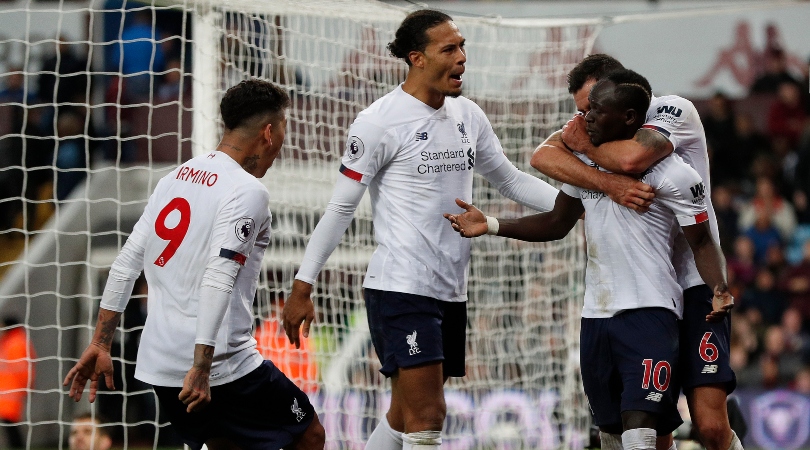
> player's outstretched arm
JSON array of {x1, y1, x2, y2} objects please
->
[
  {"x1": 445, "y1": 193, "x2": 583, "y2": 242},
  {"x1": 683, "y1": 222, "x2": 734, "y2": 322},
  {"x1": 63, "y1": 307, "x2": 120, "y2": 403},
  {"x1": 284, "y1": 176, "x2": 367, "y2": 348},
  {"x1": 532, "y1": 125, "x2": 654, "y2": 212},
  {"x1": 563, "y1": 115, "x2": 674, "y2": 175}
]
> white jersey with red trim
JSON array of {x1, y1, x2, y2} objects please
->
[
  {"x1": 644, "y1": 95, "x2": 720, "y2": 290},
  {"x1": 112, "y1": 152, "x2": 270, "y2": 387},
  {"x1": 338, "y1": 85, "x2": 515, "y2": 302},
  {"x1": 561, "y1": 152, "x2": 708, "y2": 319}
]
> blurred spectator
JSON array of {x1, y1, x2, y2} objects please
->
[
  {"x1": 155, "y1": 58, "x2": 186, "y2": 103},
  {"x1": 781, "y1": 307, "x2": 810, "y2": 359},
  {"x1": 111, "y1": 10, "x2": 166, "y2": 103},
  {"x1": 0, "y1": 68, "x2": 36, "y2": 105},
  {"x1": 54, "y1": 110, "x2": 88, "y2": 200},
  {"x1": 712, "y1": 184, "x2": 739, "y2": 252},
  {"x1": 734, "y1": 113, "x2": 770, "y2": 184},
  {"x1": 728, "y1": 235, "x2": 758, "y2": 290},
  {"x1": 0, "y1": 104, "x2": 53, "y2": 232},
  {"x1": 758, "y1": 325, "x2": 804, "y2": 388},
  {"x1": 743, "y1": 211, "x2": 782, "y2": 266},
  {"x1": 750, "y1": 48, "x2": 802, "y2": 94},
  {"x1": 741, "y1": 267, "x2": 786, "y2": 325},
  {"x1": 702, "y1": 92, "x2": 739, "y2": 185},
  {"x1": 781, "y1": 241, "x2": 810, "y2": 320},
  {"x1": 767, "y1": 81, "x2": 807, "y2": 149},
  {"x1": 739, "y1": 176, "x2": 797, "y2": 242},
  {"x1": 38, "y1": 38, "x2": 90, "y2": 105},
  {"x1": 68, "y1": 413, "x2": 112, "y2": 450},
  {"x1": 0, "y1": 317, "x2": 35, "y2": 449},
  {"x1": 792, "y1": 365, "x2": 810, "y2": 394}
]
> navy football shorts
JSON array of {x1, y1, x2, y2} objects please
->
[
  {"x1": 580, "y1": 308, "x2": 682, "y2": 434},
  {"x1": 365, "y1": 288, "x2": 466, "y2": 378},
  {"x1": 679, "y1": 284, "x2": 736, "y2": 393},
  {"x1": 153, "y1": 360, "x2": 315, "y2": 450}
]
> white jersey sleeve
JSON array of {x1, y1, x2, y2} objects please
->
[
  {"x1": 208, "y1": 185, "x2": 270, "y2": 265},
  {"x1": 643, "y1": 96, "x2": 699, "y2": 151},
  {"x1": 338, "y1": 120, "x2": 394, "y2": 185},
  {"x1": 654, "y1": 163, "x2": 708, "y2": 227}
]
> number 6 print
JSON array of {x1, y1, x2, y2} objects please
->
[
  {"x1": 699, "y1": 332, "x2": 718, "y2": 362},
  {"x1": 154, "y1": 197, "x2": 191, "y2": 267}
]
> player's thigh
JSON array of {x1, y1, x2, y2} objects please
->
[
  {"x1": 610, "y1": 308, "x2": 682, "y2": 434},
  {"x1": 580, "y1": 317, "x2": 622, "y2": 429},
  {"x1": 364, "y1": 289, "x2": 451, "y2": 377},
  {"x1": 680, "y1": 285, "x2": 736, "y2": 393},
  {"x1": 289, "y1": 412, "x2": 326, "y2": 450}
]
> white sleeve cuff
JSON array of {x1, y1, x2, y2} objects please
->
[
  {"x1": 482, "y1": 160, "x2": 558, "y2": 212},
  {"x1": 99, "y1": 238, "x2": 145, "y2": 312}
]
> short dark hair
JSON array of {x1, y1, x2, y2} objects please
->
[
  {"x1": 599, "y1": 68, "x2": 652, "y2": 115},
  {"x1": 567, "y1": 54, "x2": 624, "y2": 94},
  {"x1": 220, "y1": 79, "x2": 290, "y2": 131},
  {"x1": 388, "y1": 9, "x2": 453, "y2": 66}
]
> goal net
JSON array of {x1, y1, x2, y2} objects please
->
[{"x1": 0, "y1": 0, "x2": 597, "y2": 447}]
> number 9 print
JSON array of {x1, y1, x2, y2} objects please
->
[{"x1": 154, "y1": 197, "x2": 191, "y2": 267}]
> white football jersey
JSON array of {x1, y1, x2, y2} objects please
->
[
  {"x1": 644, "y1": 95, "x2": 720, "y2": 290},
  {"x1": 339, "y1": 85, "x2": 513, "y2": 302},
  {"x1": 562, "y1": 153, "x2": 708, "y2": 318},
  {"x1": 102, "y1": 152, "x2": 270, "y2": 387}
]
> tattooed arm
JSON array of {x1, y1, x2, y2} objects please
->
[
  {"x1": 531, "y1": 128, "x2": 655, "y2": 212},
  {"x1": 63, "y1": 308, "x2": 121, "y2": 402},
  {"x1": 178, "y1": 344, "x2": 215, "y2": 412},
  {"x1": 578, "y1": 127, "x2": 673, "y2": 175}
]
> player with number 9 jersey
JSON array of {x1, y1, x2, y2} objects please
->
[
  {"x1": 130, "y1": 151, "x2": 270, "y2": 386},
  {"x1": 63, "y1": 79, "x2": 325, "y2": 450}
]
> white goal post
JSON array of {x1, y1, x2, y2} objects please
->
[{"x1": 0, "y1": 0, "x2": 601, "y2": 447}]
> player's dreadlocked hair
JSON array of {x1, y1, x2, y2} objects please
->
[
  {"x1": 567, "y1": 53, "x2": 624, "y2": 94},
  {"x1": 602, "y1": 68, "x2": 653, "y2": 117},
  {"x1": 220, "y1": 79, "x2": 291, "y2": 131},
  {"x1": 388, "y1": 9, "x2": 453, "y2": 66}
]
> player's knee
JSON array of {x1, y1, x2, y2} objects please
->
[
  {"x1": 404, "y1": 403, "x2": 446, "y2": 431},
  {"x1": 622, "y1": 410, "x2": 657, "y2": 431}
]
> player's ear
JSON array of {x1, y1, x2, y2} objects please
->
[
  {"x1": 409, "y1": 50, "x2": 424, "y2": 68},
  {"x1": 624, "y1": 108, "x2": 638, "y2": 126},
  {"x1": 262, "y1": 122, "x2": 273, "y2": 145}
]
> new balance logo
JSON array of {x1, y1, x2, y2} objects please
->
[
  {"x1": 407, "y1": 331, "x2": 421, "y2": 355},
  {"x1": 702, "y1": 365, "x2": 718, "y2": 374},
  {"x1": 291, "y1": 398, "x2": 306, "y2": 422},
  {"x1": 645, "y1": 392, "x2": 663, "y2": 402},
  {"x1": 415, "y1": 132, "x2": 428, "y2": 141}
]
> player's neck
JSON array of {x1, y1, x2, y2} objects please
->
[
  {"x1": 216, "y1": 136, "x2": 260, "y2": 175},
  {"x1": 402, "y1": 76, "x2": 445, "y2": 110}
]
